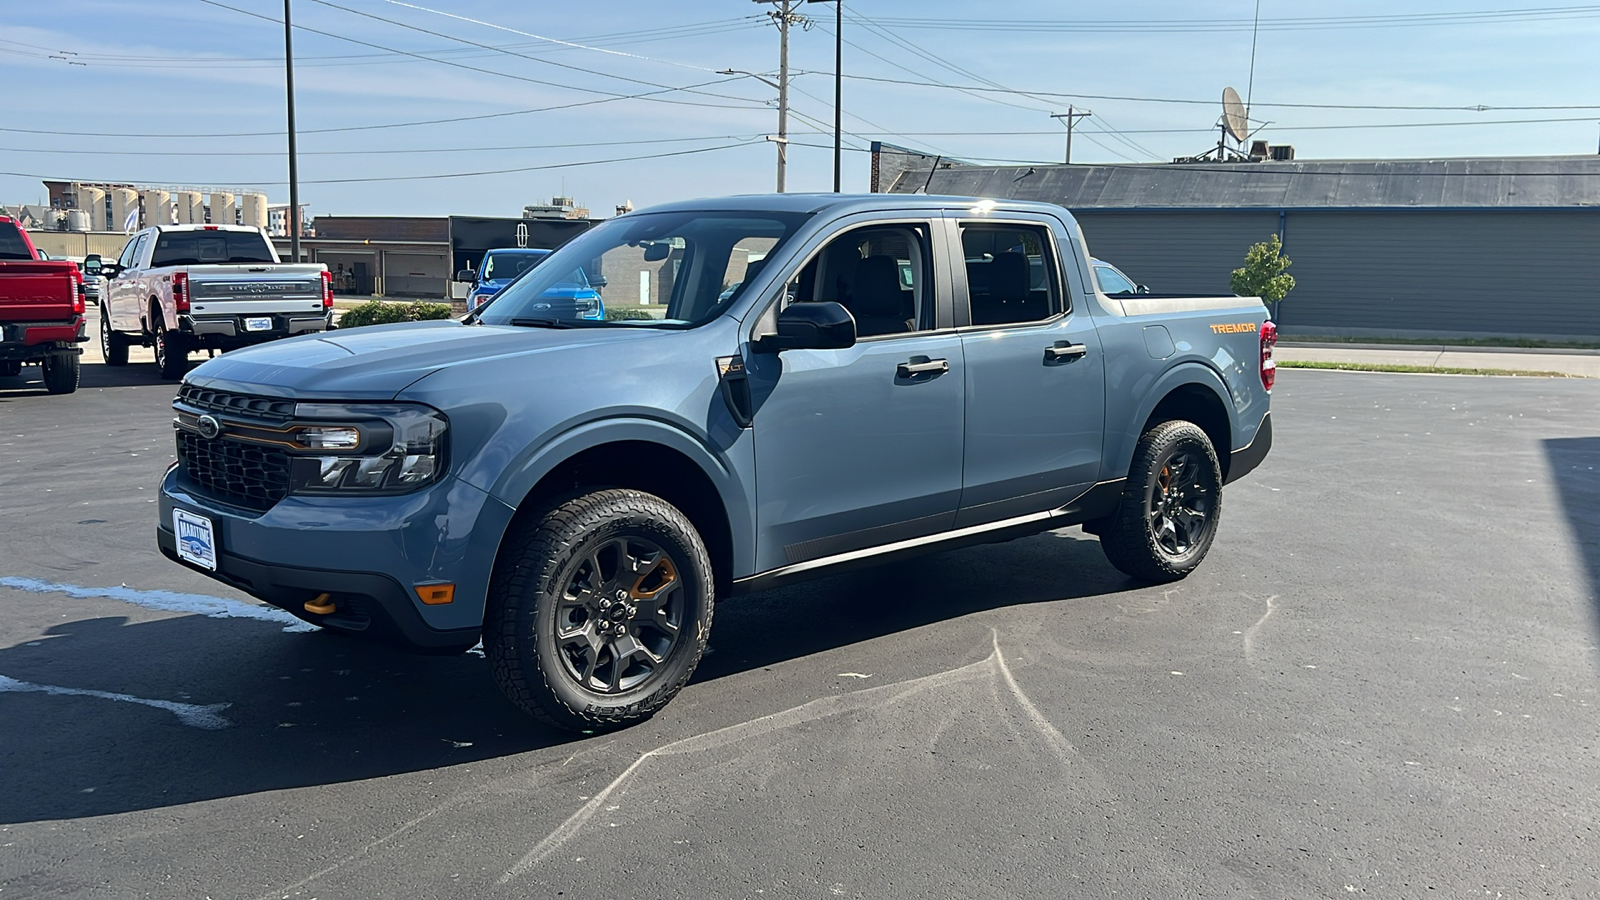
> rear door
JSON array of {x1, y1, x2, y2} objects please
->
[
  {"x1": 744, "y1": 216, "x2": 965, "y2": 574},
  {"x1": 952, "y1": 216, "x2": 1107, "y2": 528}
]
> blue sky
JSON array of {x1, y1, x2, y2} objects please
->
[{"x1": 4, "y1": 1, "x2": 1599, "y2": 218}]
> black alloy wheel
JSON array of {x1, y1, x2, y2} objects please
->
[
  {"x1": 153, "y1": 317, "x2": 186, "y2": 380},
  {"x1": 101, "y1": 304, "x2": 128, "y2": 366},
  {"x1": 553, "y1": 536, "x2": 685, "y2": 694},
  {"x1": 1099, "y1": 419, "x2": 1222, "y2": 582}
]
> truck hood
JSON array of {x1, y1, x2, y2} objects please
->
[{"x1": 184, "y1": 319, "x2": 660, "y2": 399}]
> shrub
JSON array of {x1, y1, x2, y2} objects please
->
[
  {"x1": 337, "y1": 300, "x2": 454, "y2": 329},
  {"x1": 1230, "y1": 234, "x2": 1296, "y2": 306},
  {"x1": 605, "y1": 306, "x2": 656, "y2": 321}
]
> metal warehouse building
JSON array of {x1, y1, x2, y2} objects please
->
[{"x1": 876, "y1": 148, "x2": 1600, "y2": 341}]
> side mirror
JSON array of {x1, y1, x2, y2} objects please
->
[
  {"x1": 757, "y1": 301, "x2": 856, "y2": 352},
  {"x1": 454, "y1": 269, "x2": 474, "y2": 282},
  {"x1": 1136, "y1": 284, "x2": 1151, "y2": 294}
]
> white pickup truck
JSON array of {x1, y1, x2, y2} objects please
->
[{"x1": 100, "y1": 224, "x2": 332, "y2": 379}]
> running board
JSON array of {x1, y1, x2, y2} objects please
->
[{"x1": 731, "y1": 478, "x2": 1125, "y2": 596}]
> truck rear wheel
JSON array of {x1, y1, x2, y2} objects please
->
[
  {"x1": 100, "y1": 304, "x2": 129, "y2": 366},
  {"x1": 486, "y1": 488, "x2": 713, "y2": 732},
  {"x1": 153, "y1": 318, "x2": 187, "y2": 380},
  {"x1": 41, "y1": 351, "x2": 80, "y2": 395},
  {"x1": 1099, "y1": 420, "x2": 1222, "y2": 583}
]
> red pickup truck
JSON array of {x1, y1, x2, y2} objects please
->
[{"x1": 0, "y1": 215, "x2": 86, "y2": 394}]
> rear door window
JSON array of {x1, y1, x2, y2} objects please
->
[{"x1": 959, "y1": 223, "x2": 1063, "y2": 326}]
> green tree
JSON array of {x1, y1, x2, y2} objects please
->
[{"x1": 1230, "y1": 234, "x2": 1296, "y2": 306}]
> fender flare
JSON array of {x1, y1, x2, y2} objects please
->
[
  {"x1": 487, "y1": 415, "x2": 754, "y2": 576},
  {"x1": 1104, "y1": 360, "x2": 1235, "y2": 480}
]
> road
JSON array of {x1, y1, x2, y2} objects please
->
[{"x1": 2, "y1": 343, "x2": 1597, "y2": 898}]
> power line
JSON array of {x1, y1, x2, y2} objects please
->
[
  {"x1": 0, "y1": 134, "x2": 767, "y2": 157},
  {"x1": 866, "y1": 6, "x2": 1600, "y2": 33},
  {"x1": 0, "y1": 142, "x2": 762, "y2": 187},
  {"x1": 0, "y1": 75, "x2": 764, "y2": 139},
  {"x1": 195, "y1": 0, "x2": 767, "y2": 110}
]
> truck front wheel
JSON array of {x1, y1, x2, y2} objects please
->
[
  {"x1": 486, "y1": 488, "x2": 714, "y2": 731},
  {"x1": 41, "y1": 350, "x2": 80, "y2": 394},
  {"x1": 1099, "y1": 420, "x2": 1222, "y2": 583}
]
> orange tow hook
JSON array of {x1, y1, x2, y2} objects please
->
[{"x1": 304, "y1": 593, "x2": 337, "y2": 615}]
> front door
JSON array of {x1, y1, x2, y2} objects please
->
[
  {"x1": 954, "y1": 218, "x2": 1107, "y2": 528},
  {"x1": 744, "y1": 220, "x2": 964, "y2": 574}
]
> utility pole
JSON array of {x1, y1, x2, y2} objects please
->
[
  {"x1": 754, "y1": 0, "x2": 802, "y2": 192},
  {"x1": 806, "y1": 0, "x2": 842, "y2": 191},
  {"x1": 1050, "y1": 107, "x2": 1092, "y2": 164},
  {"x1": 283, "y1": 0, "x2": 301, "y2": 261}
]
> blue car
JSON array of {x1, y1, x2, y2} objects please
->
[{"x1": 466, "y1": 248, "x2": 604, "y2": 319}]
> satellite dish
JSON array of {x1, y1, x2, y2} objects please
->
[{"x1": 1222, "y1": 87, "x2": 1248, "y2": 142}]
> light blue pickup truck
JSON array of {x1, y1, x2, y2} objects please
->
[{"x1": 158, "y1": 194, "x2": 1274, "y2": 730}]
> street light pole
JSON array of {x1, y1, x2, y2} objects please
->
[
  {"x1": 806, "y1": 0, "x2": 842, "y2": 191},
  {"x1": 283, "y1": 0, "x2": 301, "y2": 261}
]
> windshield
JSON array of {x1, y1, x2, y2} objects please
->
[
  {"x1": 477, "y1": 210, "x2": 809, "y2": 328},
  {"x1": 482, "y1": 251, "x2": 548, "y2": 281},
  {"x1": 0, "y1": 222, "x2": 31, "y2": 260},
  {"x1": 150, "y1": 230, "x2": 276, "y2": 267}
]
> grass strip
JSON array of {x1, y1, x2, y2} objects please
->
[
  {"x1": 1279, "y1": 360, "x2": 1582, "y2": 378},
  {"x1": 1283, "y1": 334, "x2": 1600, "y2": 350}
]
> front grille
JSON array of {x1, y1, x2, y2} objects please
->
[
  {"x1": 176, "y1": 430, "x2": 292, "y2": 511},
  {"x1": 177, "y1": 385, "x2": 295, "y2": 421}
]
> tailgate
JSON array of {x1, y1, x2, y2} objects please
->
[
  {"x1": 188, "y1": 269, "x2": 325, "y2": 317},
  {"x1": 0, "y1": 268, "x2": 78, "y2": 322}
]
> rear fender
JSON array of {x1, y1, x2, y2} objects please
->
[{"x1": 1105, "y1": 361, "x2": 1240, "y2": 481}]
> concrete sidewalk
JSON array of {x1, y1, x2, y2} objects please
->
[{"x1": 1276, "y1": 342, "x2": 1600, "y2": 377}]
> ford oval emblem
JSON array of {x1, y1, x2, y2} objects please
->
[{"x1": 196, "y1": 415, "x2": 222, "y2": 440}]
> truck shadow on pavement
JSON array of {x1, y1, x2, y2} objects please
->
[
  {"x1": 1544, "y1": 437, "x2": 1600, "y2": 629},
  {"x1": 0, "y1": 360, "x2": 190, "y2": 398},
  {"x1": 0, "y1": 530, "x2": 1128, "y2": 824}
]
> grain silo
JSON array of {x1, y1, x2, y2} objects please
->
[
  {"x1": 110, "y1": 188, "x2": 140, "y2": 232},
  {"x1": 140, "y1": 190, "x2": 171, "y2": 227},
  {"x1": 176, "y1": 191, "x2": 204, "y2": 224},
  {"x1": 208, "y1": 192, "x2": 235, "y2": 226},
  {"x1": 239, "y1": 193, "x2": 268, "y2": 230},
  {"x1": 79, "y1": 186, "x2": 107, "y2": 231}
]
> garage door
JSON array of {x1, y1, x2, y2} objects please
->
[{"x1": 382, "y1": 251, "x2": 449, "y2": 298}]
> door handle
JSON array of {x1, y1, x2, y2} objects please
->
[
  {"x1": 897, "y1": 357, "x2": 949, "y2": 377},
  {"x1": 1045, "y1": 342, "x2": 1088, "y2": 362}
]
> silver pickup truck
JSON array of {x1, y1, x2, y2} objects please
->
[{"x1": 100, "y1": 224, "x2": 331, "y2": 379}]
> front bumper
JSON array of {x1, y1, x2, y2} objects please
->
[{"x1": 158, "y1": 465, "x2": 516, "y2": 652}]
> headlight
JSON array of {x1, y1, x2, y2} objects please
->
[{"x1": 286, "y1": 403, "x2": 448, "y2": 495}]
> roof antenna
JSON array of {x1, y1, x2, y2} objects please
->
[{"x1": 1245, "y1": 0, "x2": 1262, "y2": 122}]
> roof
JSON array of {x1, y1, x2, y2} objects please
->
[
  {"x1": 637, "y1": 192, "x2": 1063, "y2": 217},
  {"x1": 885, "y1": 156, "x2": 1600, "y2": 210}
]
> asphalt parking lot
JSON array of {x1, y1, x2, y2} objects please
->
[{"x1": 2, "y1": 344, "x2": 1597, "y2": 898}]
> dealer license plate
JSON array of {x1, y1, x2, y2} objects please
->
[
  {"x1": 173, "y1": 509, "x2": 217, "y2": 571},
  {"x1": 244, "y1": 316, "x2": 273, "y2": 332}
]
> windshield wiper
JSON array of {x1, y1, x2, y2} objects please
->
[{"x1": 509, "y1": 317, "x2": 577, "y2": 329}]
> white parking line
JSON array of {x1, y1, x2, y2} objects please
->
[
  {"x1": 0, "y1": 674, "x2": 232, "y2": 729},
  {"x1": 0, "y1": 575, "x2": 317, "y2": 632}
]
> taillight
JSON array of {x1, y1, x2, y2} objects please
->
[
  {"x1": 74, "y1": 278, "x2": 86, "y2": 315},
  {"x1": 1260, "y1": 319, "x2": 1278, "y2": 391},
  {"x1": 320, "y1": 270, "x2": 334, "y2": 309},
  {"x1": 173, "y1": 272, "x2": 190, "y2": 313}
]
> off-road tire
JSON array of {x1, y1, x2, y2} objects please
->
[
  {"x1": 153, "y1": 316, "x2": 187, "y2": 381},
  {"x1": 486, "y1": 488, "x2": 714, "y2": 732},
  {"x1": 101, "y1": 304, "x2": 129, "y2": 366},
  {"x1": 41, "y1": 350, "x2": 80, "y2": 394},
  {"x1": 1099, "y1": 420, "x2": 1222, "y2": 583}
]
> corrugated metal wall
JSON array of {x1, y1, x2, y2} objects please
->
[
  {"x1": 1072, "y1": 209, "x2": 1600, "y2": 339},
  {"x1": 1074, "y1": 210, "x2": 1281, "y2": 296}
]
